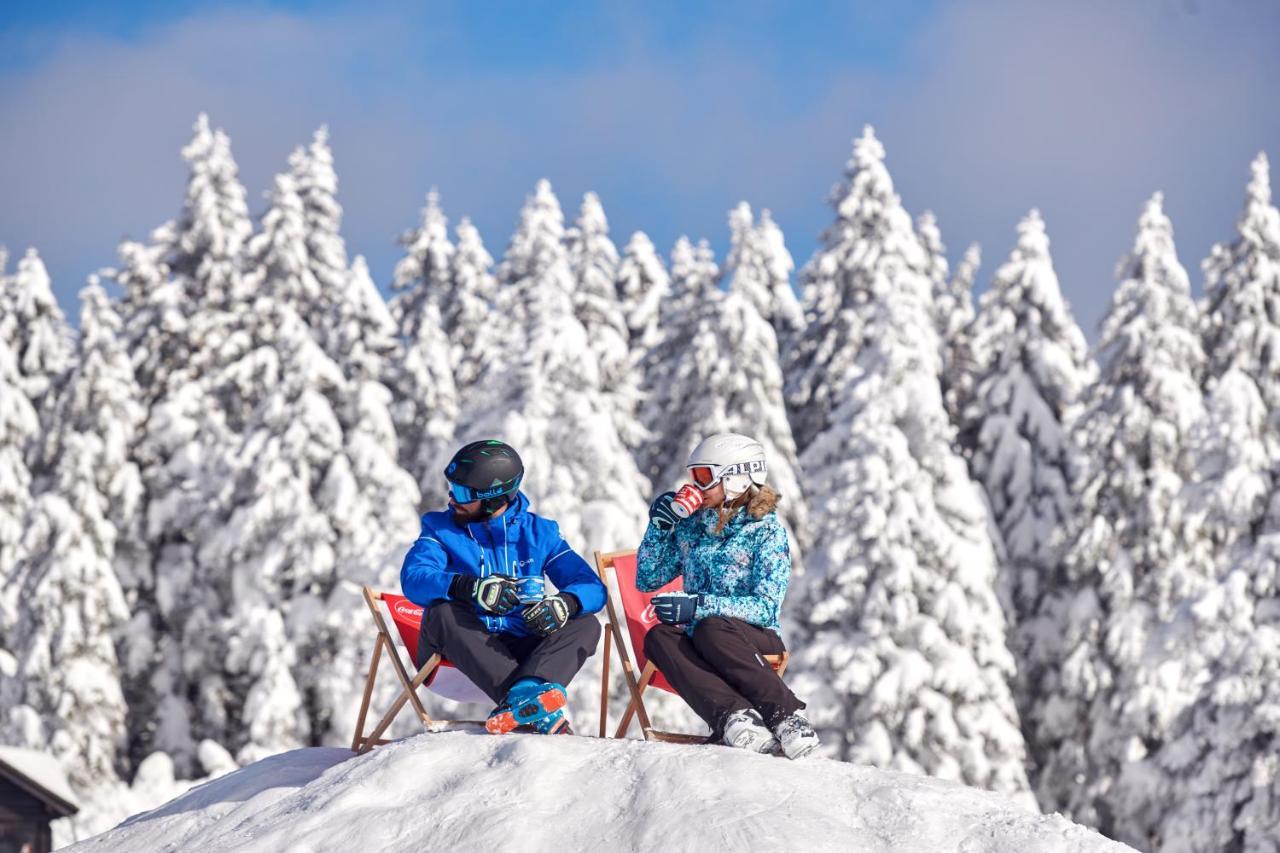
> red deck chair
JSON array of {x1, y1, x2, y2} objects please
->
[
  {"x1": 594, "y1": 550, "x2": 789, "y2": 743},
  {"x1": 350, "y1": 587, "x2": 489, "y2": 754}
]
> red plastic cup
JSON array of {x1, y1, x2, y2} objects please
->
[{"x1": 671, "y1": 483, "x2": 704, "y2": 519}]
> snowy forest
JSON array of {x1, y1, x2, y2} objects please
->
[{"x1": 1, "y1": 114, "x2": 1277, "y2": 852}]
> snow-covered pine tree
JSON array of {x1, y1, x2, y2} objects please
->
[
  {"x1": 726, "y1": 203, "x2": 804, "y2": 353},
  {"x1": 391, "y1": 190, "x2": 453, "y2": 341},
  {"x1": 388, "y1": 190, "x2": 459, "y2": 504},
  {"x1": 1201, "y1": 153, "x2": 1280, "y2": 426},
  {"x1": 132, "y1": 114, "x2": 254, "y2": 389},
  {"x1": 940, "y1": 243, "x2": 980, "y2": 430},
  {"x1": 1030, "y1": 195, "x2": 1206, "y2": 843},
  {"x1": 1146, "y1": 154, "x2": 1280, "y2": 853},
  {"x1": 200, "y1": 296, "x2": 336, "y2": 762},
  {"x1": 318, "y1": 264, "x2": 424, "y2": 743},
  {"x1": 332, "y1": 255, "x2": 399, "y2": 387},
  {"x1": 111, "y1": 114, "x2": 255, "y2": 775},
  {"x1": 565, "y1": 192, "x2": 647, "y2": 454},
  {"x1": 0, "y1": 335, "x2": 38, "y2": 661},
  {"x1": 614, "y1": 230, "x2": 670, "y2": 357},
  {"x1": 960, "y1": 209, "x2": 1093, "y2": 728},
  {"x1": 457, "y1": 179, "x2": 652, "y2": 725},
  {"x1": 787, "y1": 128, "x2": 911, "y2": 451},
  {"x1": 917, "y1": 211, "x2": 952, "y2": 366},
  {"x1": 719, "y1": 203, "x2": 808, "y2": 541},
  {"x1": 787, "y1": 127, "x2": 1030, "y2": 800},
  {"x1": 463, "y1": 179, "x2": 649, "y2": 551},
  {"x1": 212, "y1": 169, "x2": 421, "y2": 756},
  {"x1": 448, "y1": 216, "x2": 500, "y2": 393},
  {"x1": 1143, "y1": 367, "x2": 1272, "y2": 853},
  {"x1": 45, "y1": 278, "x2": 146, "y2": 597},
  {"x1": 0, "y1": 279, "x2": 140, "y2": 799},
  {"x1": 284, "y1": 126, "x2": 362, "y2": 365},
  {"x1": 0, "y1": 247, "x2": 75, "y2": 455},
  {"x1": 637, "y1": 236, "x2": 723, "y2": 491}
]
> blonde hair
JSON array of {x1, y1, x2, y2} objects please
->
[{"x1": 713, "y1": 484, "x2": 781, "y2": 534}]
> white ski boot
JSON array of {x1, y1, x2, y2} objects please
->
[
  {"x1": 721, "y1": 709, "x2": 779, "y2": 754},
  {"x1": 772, "y1": 712, "x2": 819, "y2": 760}
]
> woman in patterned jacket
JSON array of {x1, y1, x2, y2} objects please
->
[{"x1": 636, "y1": 433, "x2": 819, "y2": 759}]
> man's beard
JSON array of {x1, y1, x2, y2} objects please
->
[{"x1": 450, "y1": 503, "x2": 486, "y2": 524}]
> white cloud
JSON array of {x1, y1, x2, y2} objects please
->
[{"x1": 0, "y1": 0, "x2": 1275, "y2": 337}]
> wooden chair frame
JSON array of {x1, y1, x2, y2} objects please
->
[
  {"x1": 350, "y1": 586, "x2": 484, "y2": 754},
  {"x1": 594, "y1": 550, "x2": 789, "y2": 744}
]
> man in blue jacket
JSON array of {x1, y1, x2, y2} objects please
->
[{"x1": 400, "y1": 440, "x2": 605, "y2": 735}]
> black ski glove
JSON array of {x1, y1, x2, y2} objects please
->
[
  {"x1": 450, "y1": 574, "x2": 521, "y2": 615},
  {"x1": 652, "y1": 592, "x2": 699, "y2": 625},
  {"x1": 522, "y1": 594, "x2": 581, "y2": 637},
  {"x1": 648, "y1": 492, "x2": 680, "y2": 532}
]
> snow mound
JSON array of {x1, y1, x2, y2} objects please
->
[{"x1": 64, "y1": 729, "x2": 1132, "y2": 853}]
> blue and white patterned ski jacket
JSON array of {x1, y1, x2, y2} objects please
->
[{"x1": 636, "y1": 487, "x2": 791, "y2": 637}]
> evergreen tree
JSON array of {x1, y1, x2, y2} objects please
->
[
  {"x1": 1147, "y1": 155, "x2": 1280, "y2": 853},
  {"x1": 787, "y1": 128, "x2": 901, "y2": 451},
  {"x1": 388, "y1": 190, "x2": 459, "y2": 502},
  {"x1": 637, "y1": 236, "x2": 722, "y2": 491},
  {"x1": 941, "y1": 243, "x2": 980, "y2": 429},
  {"x1": 565, "y1": 192, "x2": 646, "y2": 453},
  {"x1": 331, "y1": 255, "x2": 399, "y2": 388},
  {"x1": 726, "y1": 203, "x2": 804, "y2": 351},
  {"x1": 1201, "y1": 153, "x2": 1280, "y2": 424},
  {"x1": 0, "y1": 336, "x2": 37, "y2": 657},
  {"x1": 214, "y1": 172, "x2": 421, "y2": 754},
  {"x1": 916, "y1": 211, "x2": 952, "y2": 364},
  {"x1": 391, "y1": 190, "x2": 453, "y2": 343},
  {"x1": 614, "y1": 230, "x2": 670, "y2": 356},
  {"x1": 1032, "y1": 196, "x2": 1205, "y2": 842},
  {"x1": 788, "y1": 128, "x2": 1029, "y2": 800},
  {"x1": 960, "y1": 210, "x2": 1093, "y2": 725},
  {"x1": 0, "y1": 280, "x2": 139, "y2": 796},
  {"x1": 459, "y1": 179, "x2": 650, "y2": 724},
  {"x1": 0, "y1": 248, "x2": 74, "y2": 464},
  {"x1": 720, "y1": 204, "x2": 808, "y2": 540},
  {"x1": 1145, "y1": 368, "x2": 1272, "y2": 853},
  {"x1": 448, "y1": 216, "x2": 500, "y2": 393},
  {"x1": 461, "y1": 180, "x2": 648, "y2": 549},
  {"x1": 114, "y1": 114, "x2": 255, "y2": 775},
  {"x1": 288, "y1": 127, "x2": 349, "y2": 337}
]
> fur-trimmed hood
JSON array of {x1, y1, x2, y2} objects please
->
[{"x1": 746, "y1": 484, "x2": 780, "y2": 519}]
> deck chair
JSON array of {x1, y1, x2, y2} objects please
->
[
  {"x1": 350, "y1": 587, "x2": 491, "y2": 754},
  {"x1": 594, "y1": 550, "x2": 789, "y2": 743}
]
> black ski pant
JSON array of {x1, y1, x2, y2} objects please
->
[
  {"x1": 418, "y1": 599, "x2": 602, "y2": 704},
  {"x1": 643, "y1": 615, "x2": 804, "y2": 737}
]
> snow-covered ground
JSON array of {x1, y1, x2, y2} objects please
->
[{"x1": 63, "y1": 728, "x2": 1132, "y2": 853}]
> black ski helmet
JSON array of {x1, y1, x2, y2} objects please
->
[{"x1": 444, "y1": 440, "x2": 524, "y2": 513}]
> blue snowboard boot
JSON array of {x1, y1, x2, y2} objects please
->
[{"x1": 485, "y1": 680, "x2": 571, "y2": 735}]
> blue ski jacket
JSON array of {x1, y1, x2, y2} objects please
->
[
  {"x1": 636, "y1": 488, "x2": 792, "y2": 637},
  {"x1": 400, "y1": 492, "x2": 606, "y2": 637}
]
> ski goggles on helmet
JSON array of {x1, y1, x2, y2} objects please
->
[
  {"x1": 688, "y1": 466, "x2": 720, "y2": 488},
  {"x1": 447, "y1": 478, "x2": 519, "y2": 505},
  {"x1": 687, "y1": 459, "x2": 767, "y2": 489}
]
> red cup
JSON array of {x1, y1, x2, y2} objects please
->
[{"x1": 671, "y1": 483, "x2": 704, "y2": 519}]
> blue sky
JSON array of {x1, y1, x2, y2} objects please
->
[{"x1": 2, "y1": 1, "x2": 1278, "y2": 337}]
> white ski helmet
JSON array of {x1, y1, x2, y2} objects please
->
[{"x1": 686, "y1": 433, "x2": 768, "y2": 500}]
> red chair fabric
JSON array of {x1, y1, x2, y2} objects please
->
[
  {"x1": 379, "y1": 593, "x2": 487, "y2": 703},
  {"x1": 609, "y1": 553, "x2": 682, "y2": 694}
]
